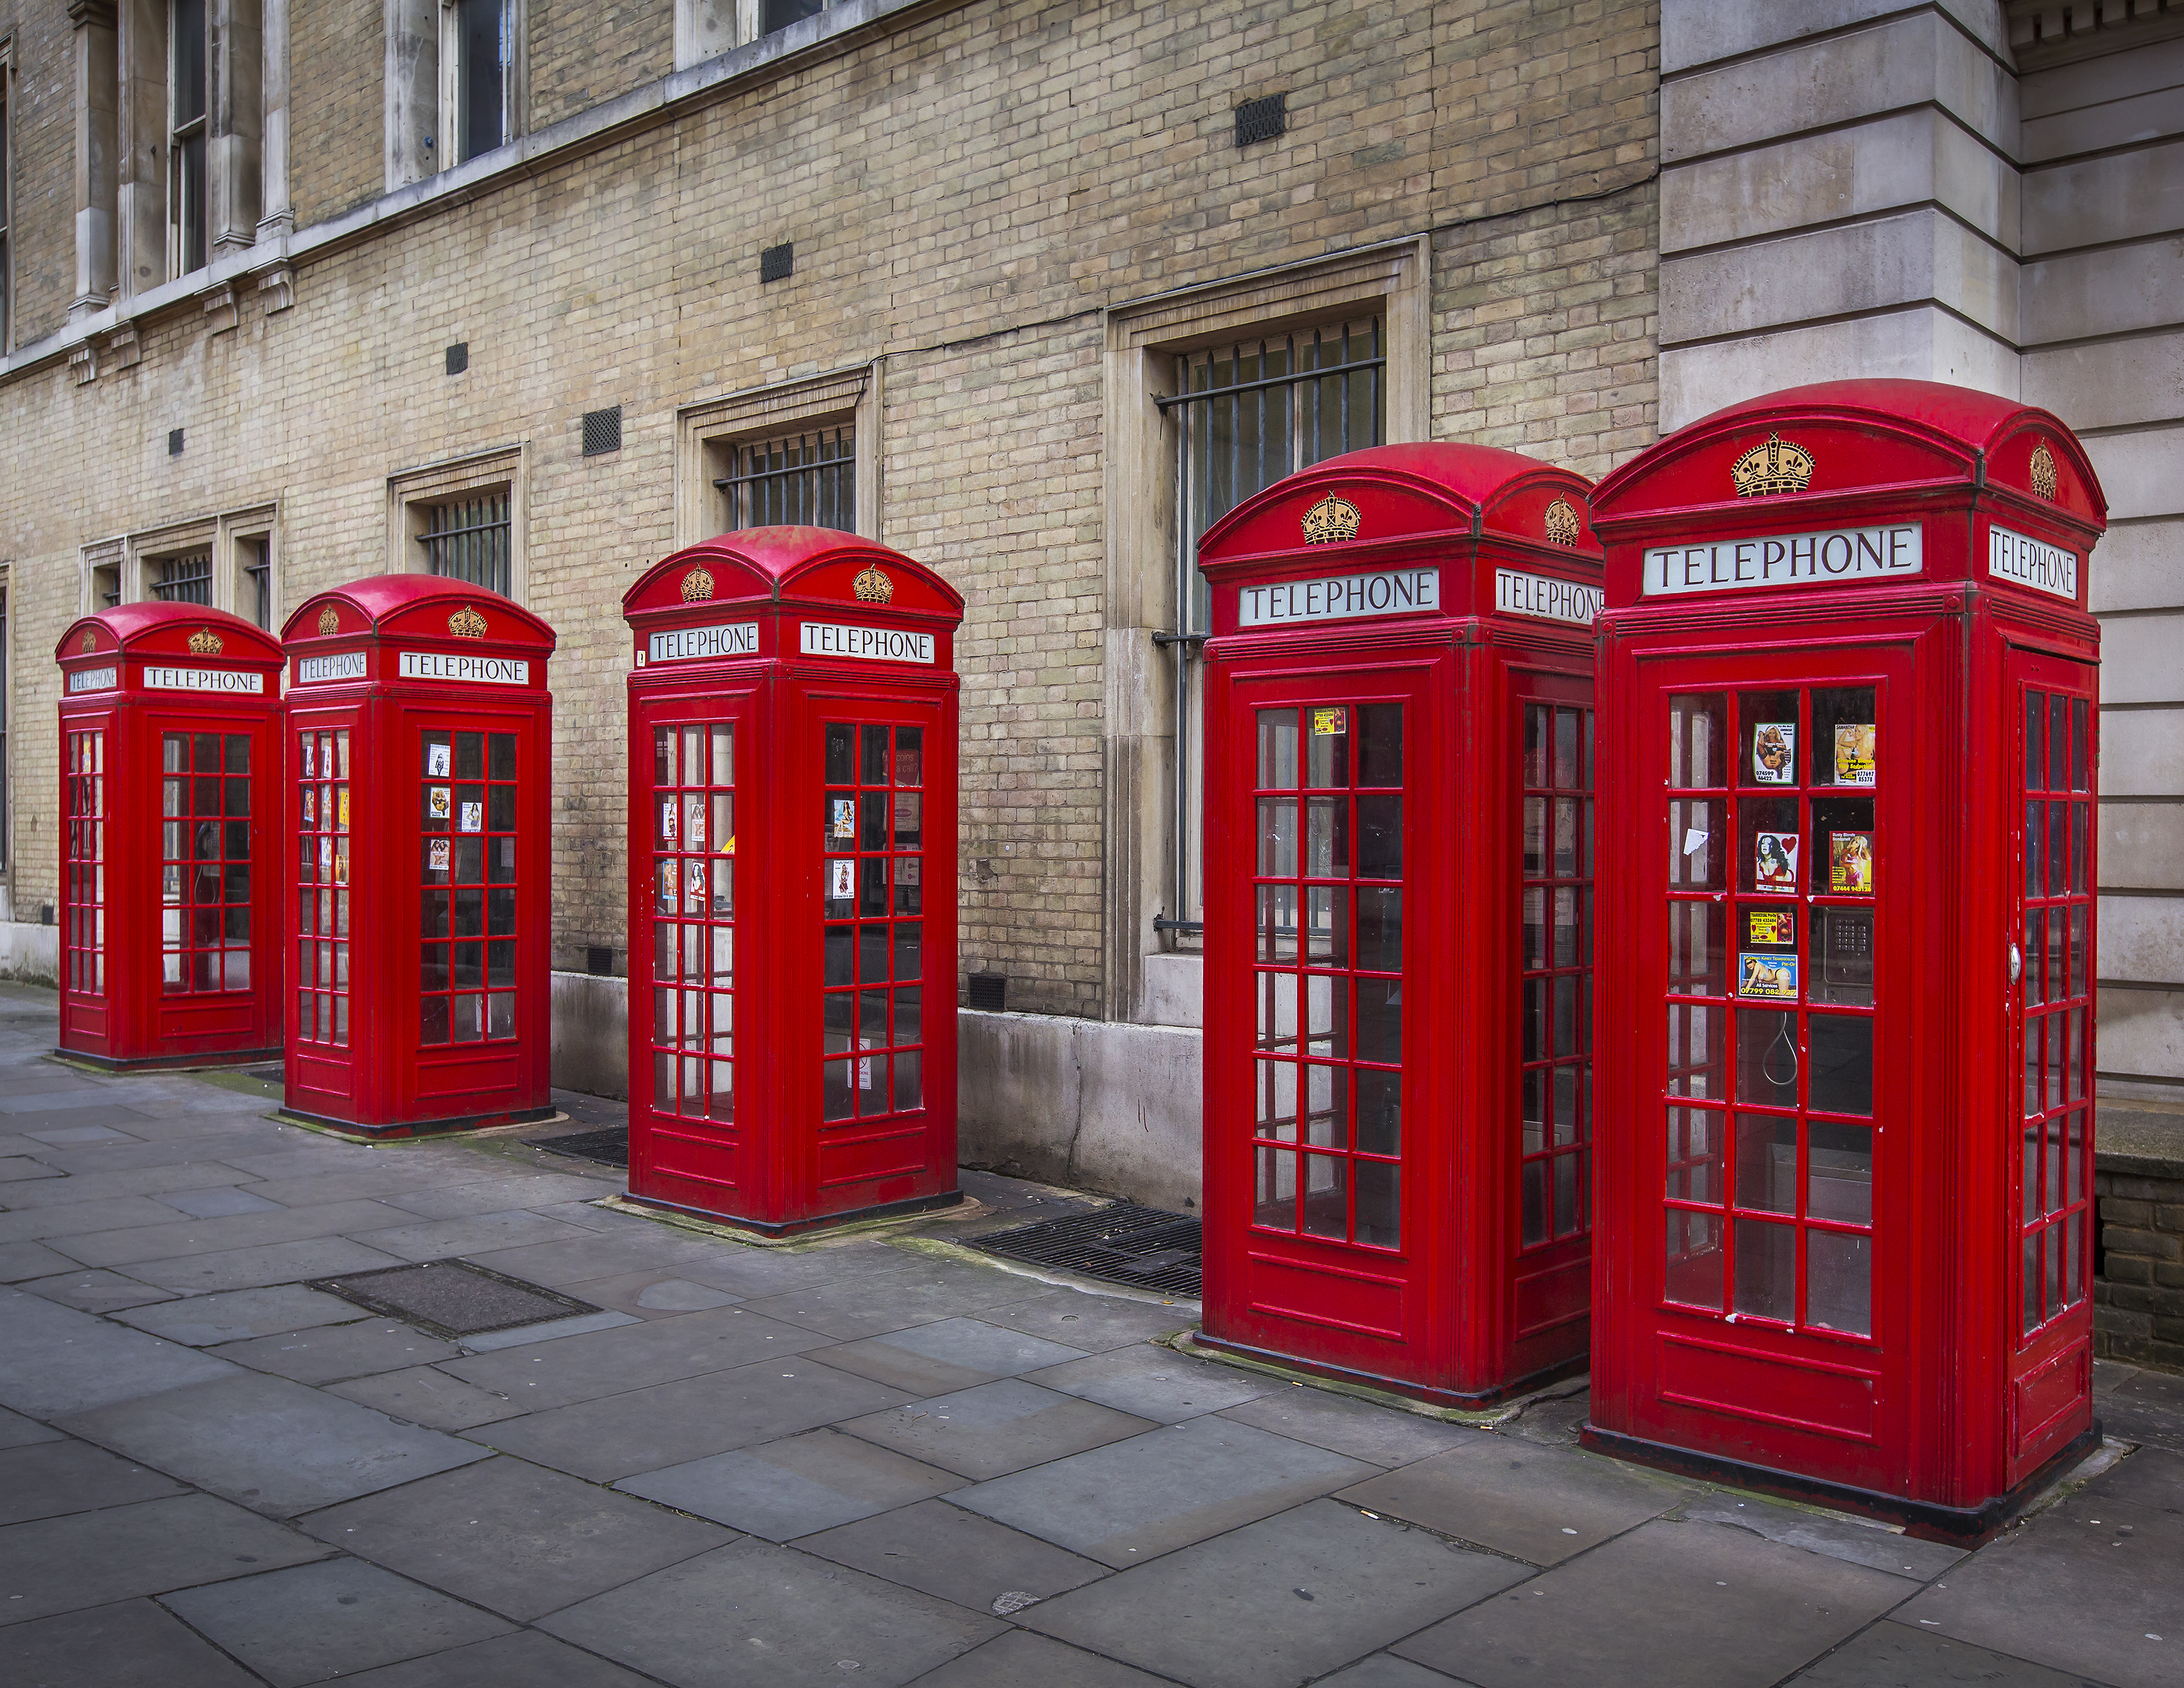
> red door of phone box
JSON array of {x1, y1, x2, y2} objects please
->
[
  {"x1": 1195, "y1": 443, "x2": 1606, "y2": 1406},
  {"x1": 277, "y1": 578, "x2": 557, "y2": 1138},
  {"x1": 1584, "y1": 379, "x2": 2108, "y2": 1541},
  {"x1": 54, "y1": 605, "x2": 286, "y2": 1071},
  {"x1": 620, "y1": 528, "x2": 964, "y2": 1236}
]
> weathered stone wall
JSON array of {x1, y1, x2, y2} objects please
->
[
  {"x1": 289, "y1": 0, "x2": 387, "y2": 226},
  {"x1": 4, "y1": 1, "x2": 80, "y2": 346},
  {"x1": 527, "y1": 0, "x2": 673, "y2": 133},
  {"x1": 2095, "y1": 1162, "x2": 2184, "y2": 1372}
]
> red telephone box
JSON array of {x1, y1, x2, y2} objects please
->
[
  {"x1": 1195, "y1": 443, "x2": 1606, "y2": 1405},
  {"x1": 54, "y1": 605, "x2": 285, "y2": 1070},
  {"x1": 277, "y1": 578, "x2": 557, "y2": 1137},
  {"x1": 1586, "y1": 380, "x2": 2107, "y2": 1539},
  {"x1": 620, "y1": 528, "x2": 964, "y2": 1235}
]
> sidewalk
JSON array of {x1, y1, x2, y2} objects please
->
[{"x1": 1, "y1": 984, "x2": 2178, "y2": 1688}]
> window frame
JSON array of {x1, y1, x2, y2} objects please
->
[
  {"x1": 388, "y1": 446, "x2": 528, "y2": 603},
  {"x1": 79, "y1": 506, "x2": 282, "y2": 622},
  {"x1": 1, "y1": 36, "x2": 14, "y2": 353},
  {"x1": 167, "y1": 0, "x2": 210, "y2": 281},
  {"x1": 675, "y1": 365, "x2": 880, "y2": 551},
  {"x1": 439, "y1": 0, "x2": 525, "y2": 167}
]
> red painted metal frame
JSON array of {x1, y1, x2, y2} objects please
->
[
  {"x1": 621, "y1": 528, "x2": 964, "y2": 1236},
  {"x1": 277, "y1": 578, "x2": 557, "y2": 1138},
  {"x1": 1197, "y1": 443, "x2": 1605, "y2": 1405},
  {"x1": 1586, "y1": 379, "x2": 2107, "y2": 1540},
  {"x1": 54, "y1": 604, "x2": 286, "y2": 1070}
]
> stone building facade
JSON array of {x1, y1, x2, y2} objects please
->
[{"x1": 0, "y1": 0, "x2": 2175, "y2": 1207}]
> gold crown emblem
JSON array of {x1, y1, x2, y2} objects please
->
[
  {"x1": 1543, "y1": 497, "x2": 1581, "y2": 548},
  {"x1": 680, "y1": 567, "x2": 715, "y2": 602},
  {"x1": 316, "y1": 606, "x2": 339, "y2": 637},
  {"x1": 2029, "y1": 440, "x2": 2058, "y2": 501},
  {"x1": 1729, "y1": 433, "x2": 1815, "y2": 498},
  {"x1": 187, "y1": 627, "x2": 224, "y2": 656},
  {"x1": 1302, "y1": 494, "x2": 1362, "y2": 545},
  {"x1": 852, "y1": 565, "x2": 895, "y2": 604},
  {"x1": 447, "y1": 606, "x2": 488, "y2": 639},
  {"x1": 79, "y1": 630, "x2": 97, "y2": 653}
]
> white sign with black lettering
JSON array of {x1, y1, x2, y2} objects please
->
[
  {"x1": 296, "y1": 652, "x2": 368, "y2": 684},
  {"x1": 799, "y1": 624, "x2": 934, "y2": 665},
  {"x1": 1238, "y1": 568, "x2": 1439, "y2": 628},
  {"x1": 143, "y1": 666, "x2": 265, "y2": 694},
  {"x1": 398, "y1": 651, "x2": 531, "y2": 686},
  {"x1": 649, "y1": 622, "x2": 760, "y2": 663},
  {"x1": 1989, "y1": 524, "x2": 2078, "y2": 601},
  {"x1": 1495, "y1": 568, "x2": 1604, "y2": 626},
  {"x1": 1641, "y1": 525, "x2": 1923, "y2": 597},
  {"x1": 67, "y1": 667, "x2": 118, "y2": 693}
]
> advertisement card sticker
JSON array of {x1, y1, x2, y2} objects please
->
[
  {"x1": 1747, "y1": 910, "x2": 1794, "y2": 946},
  {"x1": 429, "y1": 838, "x2": 451, "y2": 872},
  {"x1": 1737, "y1": 952, "x2": 1800, "y2": 1000},
  {"x1": 1752, "y1": 723, "x2": 1796, "y2": 784},
  {"x1": 1754, "y1": 832, "x2": 1799, "y2": 892},
  {"x1": 832, "y1": 798, "x2": 857, "y2": 841},
  {"x1": 687, "y1": 798, "x2": 706, "y2": 849},
  {"x1": 459, "y1": 802, "x2": 484, "y2": 833},
  {"x1": 829, "y1": 859, "x2": 855, "y2": 900},
  {"x1": 1829, "y1": 831, "x2": 1874, "y2": 894},
  {"x1": 1311, "y1": 706, "x2": 1348, "y2": 737},
  {"x1": 1834, "y1": 724, "x2": 1876, "y2": 786},
  {"x1": 429, "y1": 786, "x2": 451, "y2": 821},
  {"x1": 302, "y1": 789, "x2": 318, "y2": 826},
  {"x1": 338, "y1": 790, "x2": 350, "y2": 829}
]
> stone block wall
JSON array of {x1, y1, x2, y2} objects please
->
[
  {"x1": 2095, "y1": 1164, "x2": 2184, "y2": 1372},
  {"x1": 4, "y1": 1, "x2": 79, "y2": 346},
  {"x1": 289, "y1": 0, "x2": 387, "y2": 226},
  {"x1": 527, "y1": 0, "x2": 674, "y2": 133}
]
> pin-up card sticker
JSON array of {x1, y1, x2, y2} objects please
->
[
  {"x1": 427, "y1": 743, "x2": 452, "y2": 778},
  {"x1": 1754, "y1": 831, "x2": 1799, "y2": 892},
  {"x1": 1737, "y1": 952, "x2": 1800, "y2": 1000},
  {"x1": 686, "y1": 860, "x2": 707, "y2": 904},
  {"x1": 303, "y1": 788, "x2": 318, "y2": 825},
  {"x1": 429, "y1": 837, "x2": 451, "y2": 873},
  {"x1": 829, "y1": 859, "x2": 855, "y2": 900},
  {"x1": 832, "y1": 798, "x2": 856, "y2": 841},
  {"x1": 687, "y1": 797, "x2": 706, "y2": 850},
  {"x1": 302, "y1": 741, "x2": 316, "y2": 778},
  {"x1": 338, "y1": 790, "x2": 350, "y2": 829},
  {"x1": 334, "y1": 841, "x2": 349, "y2": 886},
  {"x1": 1829, "y1": 831, "x2": 1874, "y2": 894},
  {"x1": 459, "y1": 802, "x2": 483, "y2": 833},
  {"x1": 657, "y1": 861, "x2": 678, "y2": 912},
  {"x1": 429, "y1": 786, "x2": 451, "y2": 821},
  {"x1": 1835, "y1": 724, "x2": 1876, "y2": 786},
  {"x1": 660, "y1": 799, "x2": 678, "y2": 843},
  {"x1": 1752, "y1": 723, "x2": 1796, "y2": 784}
]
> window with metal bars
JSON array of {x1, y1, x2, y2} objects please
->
[
  {"x1": 422, "y1": 493, "x2": 512, "y2": 597},
  {"x1": 242, "y1": 537, "x2": 272, "y2": 630},
  {"x1": 1159, "y1": 317, "x2": 1386, "y2": 939},
  {"x1": 713, "y1": 425, "x2": 854, "y2": 533},
  {"x1": 149, "y1": 551, "x2": 213, "y2": 605}
]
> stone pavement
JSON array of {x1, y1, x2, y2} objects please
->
[{"x1": 0, "y1": 988, "x2": 2179, "y2": 1687}]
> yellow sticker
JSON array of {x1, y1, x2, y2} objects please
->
[
  {"x1": 1311, "y1": 706, "x2": 1348, "y2": 737},
  {"x1": 1748, "y1": 911, "x2": 1792, "y2": 946}
]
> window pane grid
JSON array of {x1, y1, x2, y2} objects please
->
[
  {"x1": 1520, "y1": 702, "x2": 1594, "y2": 1248},
  {"x1": 649, "y1": 721, "x2": 737, "y2": 1123},
  {"x1": 821, "y1": 723, "x2": 927, "y2": 1123},
  {"x1": 2019, "y1": 686, "x2": 2095, "y2": 1338},
  {"x1": 64, "y1": 731, "x2": 106, "y2": 996},
  {"x1": 294, "y1": 729, "x2": 351, "y2": 1046},
  {"x1": 420, "y1": 731, "x2": 519, "y2": 1047},
  {"x1": 717, "y1": 427, "x2": 856, "y2": 532},
  {"x1": 1659, "y1": 687, "x2": 1878, "y2": 1339},
  {"x1": 161, "y1": 732, "x2": 253, "y2": 994},
  {"x1": 422, "y1": 494, "x2": 512, "y2": 597},
  {"x1": 1249, "y1": 702, "x2": 1403, "y2": 1252}
]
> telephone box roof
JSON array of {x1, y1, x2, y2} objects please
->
[
  {"x1": 623, "y1": 527, "x2": 964, "y2": 623},
  {"x1": 1199, "y1": 442, "x2": 1602, "y2": 563},
  {"x1": 58, "y1": 601, "x2": 285, "y2": 666},
  {"x1": 280, "y1": 576, "x2": 557, "y2": 651}
]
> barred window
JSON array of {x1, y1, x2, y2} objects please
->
[
  {"x1": 422, "y1": 493, "x2": 512, "y2": 597},
  {"x1": 148, "y1": 550, "x2": 213, "y2": 605},
  {"x1": 1160, "y1": 317, "x2": 1385, "y2": 937},
  {"x1": 242, "y1": 537, "x2": 272, "y2": 630},
  {"x1": 714, "y1": 426, "x2": 855, "y2": 533}
]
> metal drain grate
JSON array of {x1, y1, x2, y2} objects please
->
[
  {"x1": 967, "y1": 1201, "x2": 1203, "y2": 1297},
  {"x1": 535, "y1": 1128, "x2": 629, "y2": 1170},
  {"x1": 307, "y1": 1260, "x2": 602, "y2": 1340}
]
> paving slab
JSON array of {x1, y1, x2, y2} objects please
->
[
  {"x1": 1675, "y1": 1492, "x2": 1966, "y2": 1579},
  {"x1": 1024, "y1": 1342, "x2": 1283, "y2": 1423},
  {"x1": 670, "y1": 1237, "x2": 925, "y2": 1299},
  {"x1": 0, "y1": 1160, "x2": 259, "y2": 1209},
  {"x1": 374, "y1": 1172, "x2": 616, "y2": 1219},
  {"x1": 538, "y1": 1536, "x2": 1006, "y2": 1688},
  {"x1": 455, "y1": 1309, "x2": 643, "y2": 1351},
  {"x1": 160, "y1": 1556, "x2": 518, "y2": 1687},
  {"x1": 798, "y1": 1496, "x2": 1108, "y2": 1613},
  {"x1": 739, "y1": 1258, "x2": 1053, "y2": 1340},
  {"x1": 298, "y1": 1454, "x2": 734, "y2": 1620},
  {"x1": 2097, "y1": 1360, "x2": 2184, "y2": 1457},
  {"x1": 347, "y1": 1208, "x2": 600, "y2": 1262},
  {"x1": 118, "y1": 1235, "x2": 408, "y2": 1293},
  {"x1": 211, "y1": 1319, "x2": 466, "y2": 1384},
  {"x1": 1313, "y1": 1657, "x2": 1474, "y2": 1687},
  {"x1": 952, "y1": 1416, "x2": 1379, "y2": 1568},
  {"x1": 907, "y1": 1628, "x2": 1182, "y2": 1687},
  {"x1": 19, "y1": 1268, "x2": 178, "y2": 1313},
  {"x1": 326, "y1": 1363, "x2": 526, "y2": 1430},
  {"x1": 557, "y1": 1268, "x2": 744, "y2": 1317},
  {"x1": 457, "y1": 1229, "x2": 731, "y2": 1288},
  {"x1": 58, "y1": 1370, "x2": 492, "y2": 1516},
  {"x1": 0, "y1": 1402, "x2": 64, "y2": 1447},
  {"x1": 1025, "y1": 1498, "x2": 1529, "y2": 1688},
  {"x1": 1392, "y1": 1517, "x2": 1920, "y2": 1688},
  {"x1": 1783, "y1": 1617, "x2": 2111, "y2": 1685},
  {"x1": 441, "y1": 1303, "x2": 834, "y2": 1409},
  {"x1": 0, "y1": 1493, "x2": 337, "y2": 1623},
  {"x1": 841, "y1": 1378, "x2": 1159, "y2": 1481},
  {"x1": 0, "y1": 1238, "x2": 81, "y2": 1281},
  {"x1": 0, "y1": 1436, "x2": 191, "y2": 1524},
  {"x1": 617, "y1": 1425, "x2": 964, "y2": 1539},
  {"x1": 322, "y1": 1627, "x2": 670, "y2": 1687},
  {"x1": 978, "y1": 1289, "x2": 1197, "y2": 1353},
  {"x1": 1218, "y1": 1387, "x2": 1484, "y2": 1469},
  {"x1": 818, "y1": 1316, "x2": 1090, "y2": 1395},
  {"x1": 113, "y1": 1282, "x2": 368, "y2": 1344},
  {"x1": 0, "y1": 1194, "x2": 206, "y2": 1244},
  {"x1": 0, "y1": 1154, "x2": 66, "y2": 1182},
  {"x1": 1893, "y1": 1448, "x2": 2184, "y2": 1688},
  {"x1": 1336, "y1": 1438, "x2": 1700, "y2": 1565},
  {"x1": 158, "y1": 1186, "x2": 283, "y2": 1217},
  {"x1": 235, "y1": 1165, "x2": 472, "y2": 1206},
  {"x1": 26, "y1": 1131, "x2": 276, "y2": 1175},
  {"x1": 53, "y1": 1197, "x2": 420, "y2": 1268},
  {"x1": 0, "y1": 1597, "x2": 267, "y2": 1687},
  {"x1": 0, "y1": 1284, "x2": 238, "y2": 1417},
  {"x1": 467, "y1": 1354, "x2": 914, "y2": 1483}
]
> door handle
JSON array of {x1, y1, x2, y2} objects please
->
[{"x1": 2008, "y1": 941, "x2": 2023, "y2": 985}]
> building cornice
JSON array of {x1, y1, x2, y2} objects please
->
[{"x1": 2007, "y1": 0, "x2": 2184, "y2": 70}]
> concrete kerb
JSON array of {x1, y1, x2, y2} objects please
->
[
  {"x1": 889, "y1": 1231, "x2": 1203, "y2": 1319},
  {"x1": 1163, "y1": 1329, "x2": 1537, "y2": 1429},
  {"x1": 588, "y1": 1192, "x2": 997, "y2": 1250},
  {"x1": 257, "y1": 1109, "x2": 574, "y2": 1147}
]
